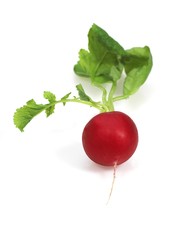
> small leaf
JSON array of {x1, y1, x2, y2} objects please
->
[
  {"x1": 43, "y1": 91, "x2": 56, "y2": 117},
  {"x1": 76, "y1": 84, "x2": 92, "y2": 102},
  {"x1": 44, "y1": 91, "x2": 56, "y2": 103},
  {"x1": 13, "y1": 99, "x2": 47, "y2": 131},
  {"x1": 74, "y1": 49, "x2": 91, "y2": 77},
  {"x1": 61, "y1": 92, "x2": 71, "y2": 106}
]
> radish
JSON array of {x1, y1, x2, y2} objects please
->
[
  {"x1": 13, "y1": 24, "x2": 152, "y2": 202},
  {"x1": 82, "y1": 111, "x2": 138, "y2": 166},
  {"x1": 82, "y1": 111, "x2": 138, "y2": 202}
]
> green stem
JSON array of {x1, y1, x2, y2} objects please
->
[
  {"x1": 107, "y1": 82, "x2": 116, "y2": 111},
  {"x1": 55, "y1": 98, "x2": 109, "y2": 112},
  {"x1": 113, "y1": 94, "x2": 129, "y2": 102},
  {"x1": 93, "y1": 83, "x2": 108, "y2": 106}
]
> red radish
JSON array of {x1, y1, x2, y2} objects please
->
[
  {"x1": 82, "y1": 111, "x2": 138, "y2": 166},
  {"x1": 13, "y1": 24, "x2": 152, "y2": 204}
]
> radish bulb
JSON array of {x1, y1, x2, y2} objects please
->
[{"x1": 82, "y1": 111, "x2": 138, "y2": 166}]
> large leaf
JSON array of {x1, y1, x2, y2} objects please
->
[
  {"x1": 122, "y1": 46, "x2": 153, "y2": 95},
  {"x1": 74, "y1": 24, "x2": 125, "y2": 84}
]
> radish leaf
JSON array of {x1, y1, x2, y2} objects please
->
[
  {"x1": 14, "y1": 99, "x2": 49, "y2": 132},
  {"x1": 44, "y1": 91, "x2": 56, "y2": 102},
  {"x1": 61, "y1": 92, "x2": 71, "y2": 106},
  {"x1": 74, "y1": 24, "x2": 124, "y2": 84},
  {"x1": 74, "y1": 49, "x2": 91, "y2": 77},
  {"x1": 122, "y1": 46, "x2": 153, "y2": 95},
  {"x1": 76, "y1": 84, "x2": 92, "y2": 102},
  {"x1": 43, "y1": 91, "x2": 56, "y2": 116}
]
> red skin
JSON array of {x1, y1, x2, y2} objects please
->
[{"x1": 82, "y1": 111, "x2": 138, "y2": 166}]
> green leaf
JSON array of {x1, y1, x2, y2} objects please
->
[
  {"x1": 43, "y1": 91, "x2": 56, "y2": 116},
  {"x1": 110, "y1": 65, "x2": 123, "y2": 82},
  {"x1": 88, "y1": 24, "x2": 125, "y2": 58},
  {"x1": 61, "y1": 92, "x2": 71, "y2": 106},
  {"x1": 13, "y1": 99, "x2": 49, "y2": 132},
  {"x1": 44, "y1": 91, "x2": 56, "y2": 103},
  {"x1": 122, "y1": 46, "x2": 153, "y2": 95},
  {"x1": 76, "y1": 84, "x2": 92, "y2": 102},
  {"x1": 74, "y1": 49, "x2": 91, "y2": 77},
  {"x1": 74, "y1": 24, "x2": 125, "y2": 84}
]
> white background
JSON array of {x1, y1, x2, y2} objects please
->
[{"x1": 0, "y1": 0, "x2": 171, "y2": 239}]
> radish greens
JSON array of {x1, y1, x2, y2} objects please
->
[{"x1": 14, "y1": 24, "x2": 153, "y2": 131}]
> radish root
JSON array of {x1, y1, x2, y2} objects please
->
[{"x1": 106, "y1": 161, "x2": 117, "y2": 205}]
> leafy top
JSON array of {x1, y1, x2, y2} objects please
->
[{"x1": 14, "y1": 24, "x2": 153, "y2": 131}]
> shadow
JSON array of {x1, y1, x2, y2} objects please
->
[
  {"x1": 56, "y1": 141, "x2": 115, "y2": 174},
  {"x1": 56, "y1": 141, "x2": 137, "y2": 177}
]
